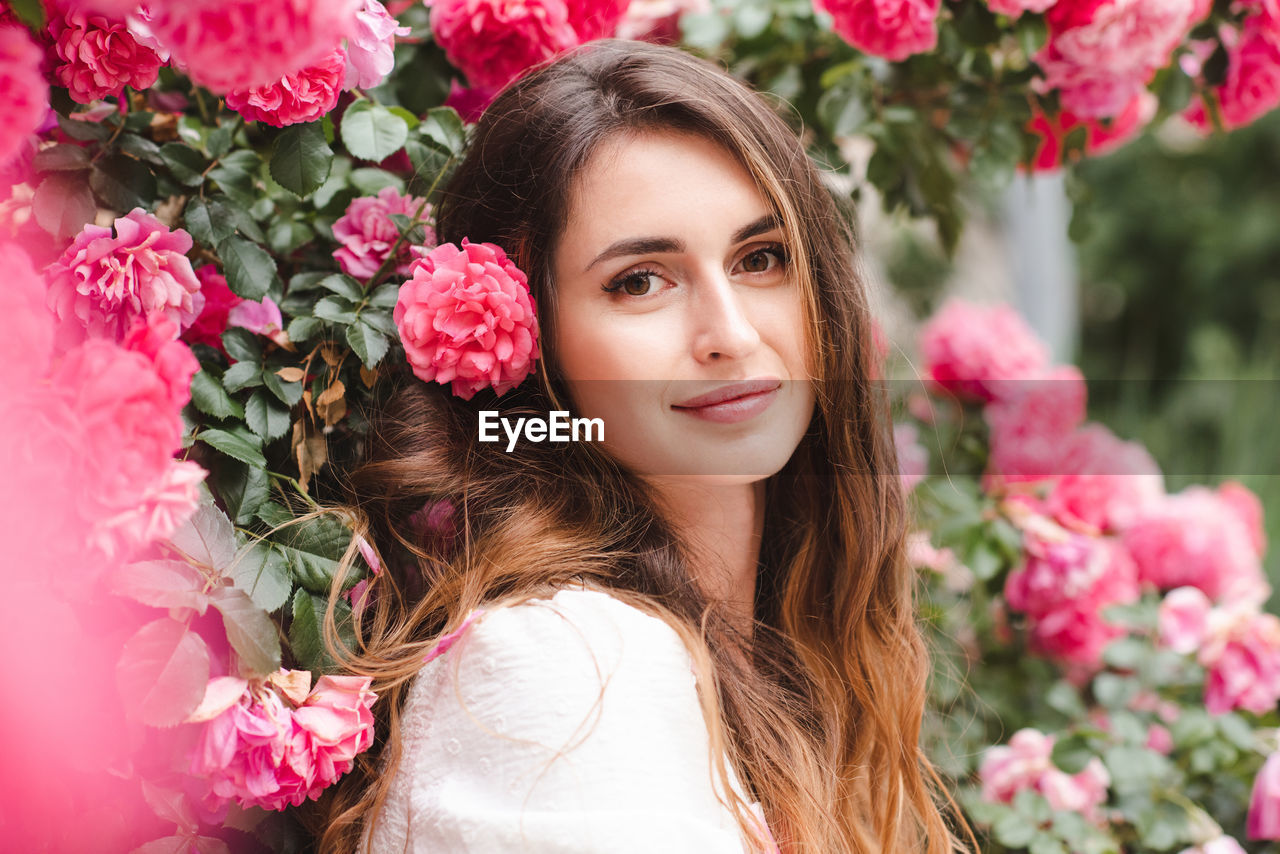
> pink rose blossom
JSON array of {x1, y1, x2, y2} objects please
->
[
  {"x1": 563, "y1": 0, "x2": 631, "y2": 40},
  {"x1": 616, "y1": 0, "x2": 709, "y2": 43},
  {"x1": 1026, "y1": 90, "x2": 1157, "y2": 172},
  {"x1": 907, "y1": 531, "x2": 974, "y2": 592},
  {"x1": 987, "y1": 0, "x2": 1058, "y2": 19},
  {"x1": 227, "y1": 296, "x2": 283, "y2": 337},
  {"x1": 1217, "y1": 480, "x2": 1267, "y2": 557},
  {"x1": 394, "y1": 239, "x2": 540, "y2": 400},
  {"x1": 1179, "y1": 837, "x2": 1249, "y2": 854},
  {"x1": 0, "y1": 25, "x2": 49, "y2": 170},
  {"x1": 149, "y1": 0, "x2": 361, "y2": 94},
  {"x1": 45, "y1": 208, "x2": 204, "y2": 354},
  {"x1": 1041, "y1": 423, "x2": 1164, "y2": 533},
  {"x1": 49, "y1": 7, "x2": 163, "y2": 104},
  {"x1": 345, "y1": 0, "x2": 411, "y2": 90},
  {"x1": 894, "y1": 422, "x2": 928, "y2": 490},
  {"x1": 292, "y1": 675, "x2": 378, "y2": 788},
  {"x1": 1035, "y1": 0, "x2": 1203, "y2": 118},
  {"x1": 816, "y1": 0, "x2": 942, "y2": 62},
  {"x1": 332, "y1": 187, "x2": 434, "y2": 279},
  {"x1": 1145, "y1": 722, "x2": 1173, "y2": 754},
  {"x1": 979, "y1": 728, "x2": 1111, "y2": 822},
  {"x1": 985, "y1": 365, "x2": 1088, "y2": 481},
  {"x1": 120, "y1": 316, "x2": 200, "y2": 410},
  {"x1": 183, "y1": 265, "x2": 243, "y2": 354},
  {"x1": 1185, "y1": 10, "x2": 1280, "y2": 131},
  {"x1": 919, "y1": 298, "x2": 1051, "y2": 402},
  {"x1": 1123, "y1": 485, "x2": 1268, "y2": 604},
  {"x1": 430, "y1": 0, "x2": 580, "y2": 90},
  {"x1": 224, "y1": 48, "x2": 346, "y2": 128},
  {"x1": 65, "y1": 0, "x2": 143, "y2": 17},
  {"x1": 1158, "y1": 585, "x2": 1213, "y2": 654},
  {"x1": 443, "y1": 78, "x2": 499, "y2": 123},
  {"x1": 1249, "y1": 750, "x2": 1280, "y2": 839},
  {"x1": 0, "y1": 241, "x2": 54, "y2": 388}
]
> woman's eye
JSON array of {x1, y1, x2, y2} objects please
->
[
  {"x1": 740, "y1": 246, "x2": 787, "y2": 275},
  {"x1": 604, "y1": 269, "x2": 663, "y2": 297}
]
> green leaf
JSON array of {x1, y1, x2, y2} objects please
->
[
  {"x1": 341, "y1": 101, "x2": 410, "y2": 162},
  {"x1": 274, "y1": 514, "x2": 355, "y2": 594},
  {"x1": 346, "y1": 320, "x2": 390, "y2": 368},
  {"x1": 359, "y1": 309, "x2": 397, "y2": 338},
  {"x1": 270, "y1": 122, "x2": 334, "y2": 197},
  {"x1": 349, "y1": 167, "x2": 404, "y2": 196},
  {"x1": 190, "y1": 369, "x2": 244, "y2": 420},
  {"x1": 318, "y1": 273, "x2": 367, "y2": 301},
  {"x1": 287, "y1": 316, "x2": 324, "y2": 343},
  {"x1": 7, "y1": 0, "x2": 46, "y2": 28},
  {"x1": 219, "y1": 235, "x2": 279, "y2": 301},
  {"x1": 313, "y1": 295, "x2": 359, "y2": 324},
  {"x1": 184, "y1": 196, "x2": 238, "y2": 247},
  {"x1": 245, "y1": 389, "x2": 293, "y2": 442},
  {"x1": 993, "y1": 811, "x2": 1038, "y2": 849},
  {"x1": 1050, "y1": 734, "x2": 1096, "y2": 775},
  {"x1": 111, "y1": 559, "x2": 211, "y2": 615},
  {"x1": 369, "y1": 281, "x2": 402, "y2": 309},
  {"x1": 222, "y1": 360, "x2": 264, "y2": 393},
  {"x1": 118, "y1": 133, "x2": 163, "y2": 165},
  {"x1": 261, "y1": 369, "x2": 304, "y2": 407},
  {"x1": 33, "y1": 172, "x2": 97, "y2": 240},
  {"x1": 199, "y1": 427, "x2": 267, "y2": 468},
  {"x1": 211, "y1": 586, "x2": 282, "y2": 677},
  {"x1": 57, "y1": 113, "x2": 112, "y2": 141},
  {"x1": 116, "y1": 618, "x2": 211, "y2": 727},
  {"x1": 167, "y1": 502, "x2": 239, "y2": 570},
  {"x1": 419, "y1": 107, "x2": 465, "y2": 155},
  {"x1": 1029, "y1": 834, "x2": 1066, "y2": 854},
  {"x1": 91, "y1": 154, "x2": 157, "y2": 213},
  {"x1": 206, "y1": 123, "x2": 235, "y2": 159},
  {"x1": 33, "y1": 144, "x2": 90, "y2": 172},
  {"x1": 208, "y1": 460, "x2": 270, "y2": 527},
  {"x1": 226, "y1": 540, "x2": 293, "y2": 613},
  {"x1": 289, "y1": 589, "x2": 325, "y2": 672},
  {"x1": 387, "y1": 106, "x2": 420, "y2": 130},
  {"x1": 160, "y1": 142, "x2": 208, "y2": 187},
  {"x1": 221, "y1": 327, "x2": 263, "y2": 363}
]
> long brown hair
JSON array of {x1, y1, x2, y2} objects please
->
[{"x1": 305, "y1": 38, "x2": 972, "y2": 853}]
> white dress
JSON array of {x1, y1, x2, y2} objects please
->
[{"x1": 359, "y1": 586, "x2": 777, "y2": 853}]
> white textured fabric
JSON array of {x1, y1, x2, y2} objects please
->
[{"x1": 360, "y1": 587, "x2": 773, "y2": 853}]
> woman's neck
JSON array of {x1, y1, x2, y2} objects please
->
[{"x1": 645, "y1": 476, "x2": 767, "y2": 641}]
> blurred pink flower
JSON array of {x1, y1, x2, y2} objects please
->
[
  {"x1": 430, "y1": 0, "x2": 580, "y2": 90},
  {"x1": 49, "y1": 7, "x2": 163, "y2": 104},
  {"x1": 1025, "y1": 90, "x2": 1157, "y2": 172},
  {"x1": 0, "y1": 241, "x2": 54, "y2": 388},
  {"x1": 1178, "y1": 837, "x2": 1248, "y2": 854},
  {"x1": 894, "y1": 422, "x2": 928, "y2": 490},
  {"x1": 1249, "y1": 750, "x2": 1280, "y2": 839},
  {"x1": 816, "y1": 0, "x2": 941, "y2": 62},
  {"x1": 1123, "y1": 485, "x2": 1268, "y2": 604},
  {"x1": 1217, "y1": 480, "x2": 1268, "y2": 557},
  {"x1": 919, "y1": 298, "x2": 1050, "y2": 403},
  {"x1": 616, "y1": 0, "x2": 709, "y2": 43},
  {"x1": 987, "y1": 0, "x2": 1058, "y2": 19},
  {"x1": 332, "y1": 186, "x2": 433, "y2": 279},
  {"x1": 225, "y1": 48, "x2": 347, "y2": 128},
  {"x1": 0, "y1": 24, "x2": 50, "y2": 169},
  {"x1": 149, "y1": 0, "x2": 361, "y2": 94},
  {"x1": 980, "y1": 728, "x2": 1111, "y2": 822},
  {"x1": 1158, "y1": 585, "x2": 1213, "y2": 654},
  {"x1": 1035, "y1": 0, "x2": 1203, "y2": 118},
  {"x1": 344, "y1": 0, "x2": 411, "y2": 89},
  {"x1": 563, "y1": 0, "x2": 631, "y2": 40},
  {"x1": 1185, "y1": 8, "x2": 1280, "y2": 132},
  {"x1": 443, "y1": 78, "x2": 499, "y2": 123},
  {"x1": 227, "y1": 295, "x2": 283, "y2": 337},
  {"x1": 985, "y1": 365, "x2": 1088, "y2": 480},
  {"x1": 45, "y1": 208, "x2": 205, "y2": 354},
  {"x1": 183, "y1": 264, "x2": 243, "y2": 354},
  {"x1": 394, "y1": 239, "x2": 540, "y2": 400}
]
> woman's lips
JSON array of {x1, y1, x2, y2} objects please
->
[{"x1": 671, "y1": 385, "x2": 780, "y2": 424}]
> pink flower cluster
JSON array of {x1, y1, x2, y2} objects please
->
[
  {"x1": 49, "y1": 7, "x2": 164, "y2": 104},
  {"x1": 1026, "y1": 91, "x2": 1157, "y2": 172},
  {"x1": 188, "y1": 671, "x2": 376, "y2": 811},
  {"x1": 45, "y1": 208, "x2": 204, "y2": 355},
  {"x1": 919, "y1": 298, "x2": 1051, "y2": 402},
  {"x1": 182, "y1": 264, "x2": 283, "y2": 353},
  {"x1": 816, "y1": 0, "x2": 941, "y2": 62},
  {"x1": 979, "y1": 727, "x2": 1111, "y2": 822},
  {"x1": 430, "y1": 0, "x2": 629, "y2": 90},
  {"x1": 394, "y1": 239, "x2": 540, "y2": 400},
  {"x1": 1159, "y1": 586, "x2": 1280, "y2": 715},
  {"x1": 1034, "y1": 0, "x2": 1206, "y2": 118},
  {"x1": 1004, "y1": 515, "x2": 1139, "y2": 668},
  {"x1": 148, "y1": 0, "x2": 362, "y2": 94},
  {"x1": 332, "y1": 187, "x2": 434, "y2": 279},
  {"x1": 1250, "y1": 750, "x2": 1280, "y2": 840},
  {"x1": 224, "y1": 48, "x2": 347, "y2": 128},
  {"x1": 0, "y1": 24, "x2": 49, "y2": 169},
  {"x1": 345, "y1": 0, "x2": 411, "y2": 90},
  {"x1": 1184, "y1": 4, "x2": 1280, "y2": 132}
]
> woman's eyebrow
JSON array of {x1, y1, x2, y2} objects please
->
[{"x1": 582, "y1": 213, "x2": 783, "y2": 274}]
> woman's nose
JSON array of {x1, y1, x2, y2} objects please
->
[{"x1": 689, "y1": 272, "x2": 761, "y2": 363}]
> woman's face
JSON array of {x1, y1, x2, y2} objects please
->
[{"x1": 550, "y1": 130, "x2": 816, "y2": 483}]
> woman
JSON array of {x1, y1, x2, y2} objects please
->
[{"x1": 308, "y1": 38, "x2": 970, "y2": 853}]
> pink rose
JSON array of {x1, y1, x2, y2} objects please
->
[
  {"x1": 985, "y1": 365, "x2": 1088, "y2": 481},
  {"x1": 293, "y1": 675, "x2": 378, "y2": 786},
  {"x1": 443, "y1": 78, "x2": 499, "y2": 123},
  {"x1": 149, "y1": 0, "x2": 361, "y2": 94},
  {"x1": 344, "y1": 0, "x2": 411, "y2": 90},
  {"x1": 430, "y1": 0, "x2": 580, "y2": 90},
  {"x1": 616, "y1": 0, "x2": 710, "y2": 43},
  {"x1": 894, "y1": 422, "x2": 928, "y2": 491},
  {"x1": 987, "y1": 0, "x2": 1058, "y2": 19},
  {"x1": 563, "y1": 0, "x2": 631, "y2": 40},
  {"x1": 1035, "y1": 0, "x2": 1202, "y2": 118},
  {"x1": 1249, "y1": 751, "x2": 1280, "y2": 840},
  {"x1": 1026, "y1": 90, "x2": 1157, "y2": 172},
  {"x1": 49, "y1": 7, "x2": 163, "y2": 104},
  {"x1": 227, "y1": 296, "x2": 283, "y2": 338},
  {"x1": 225, "y1": 48, "x2": 347, "y2": 128},
  {"x1": 183, "y1": 264, "x2": 243, "y2": 354},
  {"x1": 45, "y1": 209, "x2": 204, "y2": 355},
  {"x1": 1185, "y1": 9, "x2": 1280, "y2": 131},
  {"x1": 1042, "y1": 423, "x2": 1164, "y2": 533},
  {"x1": 816, "y1": 0, "x2": 941, "y2": 62},
  {"x1": 394, "y1": 239, "x2": 540, "y2": 400},
  {"x1": 0, "y1": 241, "x2": 54, "y2": 389},
  {"x1": 1201, "y1": 606, "x2": 1280, "y2": 715},
  {"x1": 919, "y1": 298, "x2": 1051, "y2": 402},
  {"x1": 1179, "y1": 836, "x2": 1249, "y2": 854},
  {"x1": 1217, "y1": 481, "x2": 1267, "y2": 557},
  {"x1": 1123, "y1": 485, "x2": 1267, "y2": 604},
  {"x1": 332, "y1": 187, "x2": 434, "y2": 279},
  {"x1": 979, "y1": 728, "x2": 1111, "y2": 822},
  {"x1": 120, "y1": 316, "x2": 200, "y2": 411},
  {"x1": 0, "y1": 25, "x2": 49, "y2": 170},
  {"x1": 1158, "y1": 585, "x2": 1213, "y2": 654}
]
